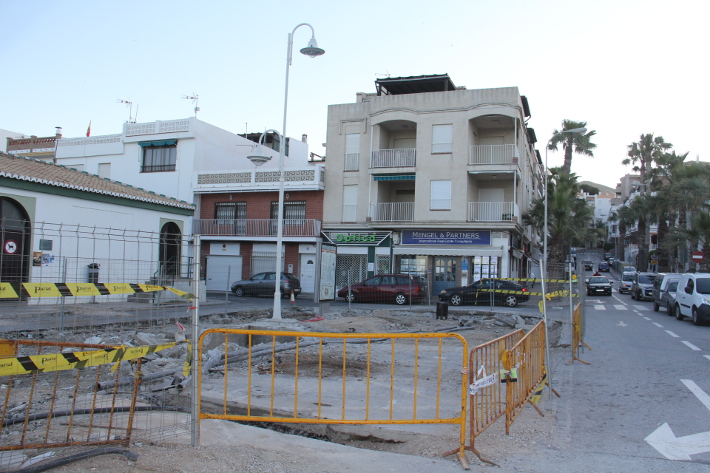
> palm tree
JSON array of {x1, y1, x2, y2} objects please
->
[
  {"x1": 668, "y1": 211, "x2": 710, "y2": 272},
  {"x1": 548, "y1": 120, "x2": 597, "y2": 175},
  {"x1": 622, "y1": 134, "x2": 672, "y2": 270},
  {"x1": 523, "y1": 170, "x2": 595, "y2": 275}
]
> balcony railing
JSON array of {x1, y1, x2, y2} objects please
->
[
  {"x1": 371, "y1": 203, "x2": 414, "y2": 222},
  {"x1": 194, "y1": 219, "x2": 321, "y2": 237},
  {"x1": 467, "y1": 202, "x2": 519, "y2": 222},
  {"x1": 370, "y1": 148, "x2": 416, "y2": 168},
  {"x1": 469, "y1": 144, "x2": 518, "y2": 165}
]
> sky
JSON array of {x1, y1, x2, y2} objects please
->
[{"x1": 2, "y1": 0, "x2": 708, "y2": 189}]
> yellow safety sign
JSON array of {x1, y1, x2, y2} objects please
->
[
  {"x1": 0, "y1": 282, "x2": 193, "y2": 300},
  {"x1": 0, "y1": 340, "x2": 190, "y2": 377}
]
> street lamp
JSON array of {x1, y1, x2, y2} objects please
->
[
  {"x1": 541, "y1": 126, "x2": 586, "y2": 392},
  {"x1": 247, "y1": 24, "x2": 324, "y2": 320}
]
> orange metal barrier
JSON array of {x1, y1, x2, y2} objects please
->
[
  {"x1": 197, "y1": 328, "x2": 469, "y2": 468},
  {"x1": 464, "y1": 329, "x2": 524, "y2": 464},
  {"x1": 568, "y1": 302, "x2": 590, "y2": 364},
  {"x1": 0, "y1": 339, "x2": 141, "y2": 464},
  {"x1": 503, "y1": 321, "x2": 557, "y2": 434}
]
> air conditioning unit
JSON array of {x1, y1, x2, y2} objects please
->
[{"x1": 392, "y1": 232, "x2": 401, "y2": 245}]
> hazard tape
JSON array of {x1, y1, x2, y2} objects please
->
[
  {"x1": 498, "y1": 277, "x2": 573, "y2": 284},
  {"x1": 478, "y1": 289, "x2": 578, "y2": 298},
  {"x1": 0, "y1": 282, "x2": 194, "y2": 300},
  {"x1": 0, "y1": 340, "x2": 190, "y2": 377}
]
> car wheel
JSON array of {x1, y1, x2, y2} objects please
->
[
  {"x1": 675, "y1": 304, "x2": 684, "y2": 321},
  {"x1": 653, "y1": 301, "x2": 659, "y2": 312},
  {"x1": 449, "y1": 294, "x2": 463, "y2": 306},
  {"x1": 667, "y1": 302, "x2": 675, "y2": 317},
  {"x1": 692, "y1": 307, "x2": 702, "y2": 326},
  {"x1": 394, "y1": 292, "x2": 407, "y2": 305},
  {"x1": 504, "y1": 295, "x2": 518, "y2": 308},
  {"x1": 233, "y1": 286, "x2": 245, "y2": 297},
  {"x1": 345, "y1": 292, "x2": 356, "y2": 303}
]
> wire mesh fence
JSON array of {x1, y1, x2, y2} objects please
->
[{"x1": 0, "y1": 222, "x2": 196, "y2": 466}]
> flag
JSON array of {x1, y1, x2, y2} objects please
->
[{"x1": 86, "y1": 121, "x2": 91, "y2": 137}]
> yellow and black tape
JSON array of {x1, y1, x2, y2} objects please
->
[
  {"x1": 478, "y1": 289, "x2": 578, "y2": 298},
  {"x1": 498, "y1": 277, "x2": 574, "y2": 284},
  {"x1": 0, "y1": 282, "x2": 193, "y2": 300},
  {"x1": 0, "y1": 340, "x2": 190, "y2": 377}
]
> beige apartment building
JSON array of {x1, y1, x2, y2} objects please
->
[{"x1": 323, "y1": 74, "x2": 543, "y2": 297}]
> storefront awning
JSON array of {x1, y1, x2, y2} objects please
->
[
  {"x1": 138, "y1": 140, "x2": 177, "y2": 147},
  {"x1": 374, "y1": 174, "x2": 416, "y2": 181},
  {"x1": 393, "y1": 246, "x2": 503, "y2": 257}
]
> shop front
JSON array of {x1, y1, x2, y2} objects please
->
[{"x1": 322, "y1": 231, "x2": 392, "y2": 292}]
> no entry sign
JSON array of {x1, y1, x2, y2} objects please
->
[{"x1": 691, "y1": 251, "x2": 704, "y2": 263}]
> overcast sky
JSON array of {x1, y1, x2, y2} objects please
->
[{"x1": 2, "y1": 0, "x2": 707, "y2": 189}]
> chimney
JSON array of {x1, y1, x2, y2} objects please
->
[
  {"x1": 301, "y1": 134, "x2": 307, "y2": 143},
  {"x1": 55, "y1": 127, "x2": 62, "y2": 138}
]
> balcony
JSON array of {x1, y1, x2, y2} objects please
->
[
  {"x1": 469, "y1": 144, "x2": 518, "y2": 165},
  {"x1": 193, "y1": 219, "x2": 321, "y2": 237},
  {"x1": 467, "y1": 202, "x2": 519, "y2": 222},
  {"x1": 370, "y1": 149, "x2": 416, "y2": 168},
  {"x1": 370, "y1": 203, "x2": 414, "y2": 222}
]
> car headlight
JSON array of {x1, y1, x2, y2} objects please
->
[
  {"x1": 702, "y1": 296, "x2": 710, "y2": 305},
  {"x1": 439, "y1": 290, "x2": 448, "y2": 295}
]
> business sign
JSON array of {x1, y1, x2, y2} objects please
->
[
  {"x1": 318, "y1": 244, "x2": 337, "y2": 301},
  {"x1": 323, "y1": 231, "x2": 390, "y2": 246},
  {"x1": 401, "y1": 230, "x2": 491, "y2": 245}
]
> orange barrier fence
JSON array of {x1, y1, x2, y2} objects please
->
[
  {"x1": 465, "y1": 329, "x2": 525, "y2": 463},
  {"x1": 568, "y1": 302, "x2": 590, "y2": 364},
  {"x1": 197, "y1": 328, "x2": 470, "y2": 468},
  {"x1": 503, "y1": 321, "x2": 556, "y2": 434},
  {"x1": 0, "y1": 339, "x2": 142, "y2": 465}
]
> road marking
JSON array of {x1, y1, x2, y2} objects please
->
[
  {"x1": 594, "y1": 305, "x2": 606, "y2": 311},
  {"x1": 617, "y1": 321, "x2": 628, "y2": 327},
  {"x1": 653, "y1": 322, "x2": 663, "y2": 328},
  {"x1": 634, "y1": 305, "x2": 650, "y2": 311},
  {"x1": 682, "y1": 341, "x2": 702, "y2": 351},
  {"x1": 645, "y1": 380, "x2": 710, "y2": 460},
  {"x1": 613, "y1": 305, "x2": 628, "y2": 311},
  {"x1": 705, "y1": 355, "x2": 710, "y2": 362},
  {"x1": 643, "y1": 316, "x2": 651, "y2": 320},
  {"x1": 681, "y1": 379, "x2": 710, "y2": 412},
  {"x1": 665, "y1": 330, "x2": 680, "y2": 338}
]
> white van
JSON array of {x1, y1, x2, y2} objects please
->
[{"x1": 674, "y1": 273, "x2": 710, "y2": 325}]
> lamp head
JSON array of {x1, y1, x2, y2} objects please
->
[
  {"x1": 247, "y1": 153, "x2": 272, "y2": 167},
  {"x1": 300, "y1": 37, "x2": 325, "y2": 58}
]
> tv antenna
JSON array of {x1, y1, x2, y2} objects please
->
[
  {"x1": 182, "y1": 94, "x2": 199, "y2": 117},
  {"x1": 375, "y1": 71, "x2": 390, "y2": 78},
  {"x1": 116, "y1": 99, "x2": 134, "y2": 123}
]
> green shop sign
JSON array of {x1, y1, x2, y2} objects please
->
[{"x1": 324, "y1": 231, "x2": 390, "y2": 246}]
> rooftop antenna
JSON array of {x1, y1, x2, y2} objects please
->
[
  {"x1": 182, "y1": 94, "x2": 199, "y2": 117},
  {"x1": 375, "y1": 71, "x2": 390, "y2": 78},
  {"x1": 116, "y1": 99, "x2": 133, "y2": 122}
]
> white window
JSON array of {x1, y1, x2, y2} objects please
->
[
  {"x1": 432, "y1": 124, "x2": 453, "y2": 153},
  {"x1": 430, "y1": 180, "x2": 451, "y2": 210},
  {"x1": 343, "y1": 185, "x2": 358, "y2": 222},
  {"x1": 344, "y1": 134, "x2": 360, "y2": 171}
]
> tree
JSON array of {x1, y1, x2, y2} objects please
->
[
  {"x1": 580, "y1": 183, "x2": 600, "y2": 195},
  {"x1": 523, "y1": 170, "x2": 596, "y2": 275},
  {"x1": 622, "y1": 134, "x2": 672, "y2": 270},
  {"x1": 548, "y1": 120, "x2": 597, "y2": 175}
]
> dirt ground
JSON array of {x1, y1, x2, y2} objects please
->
[{"x1": 1, "y1": 307, "x2": 564, "y2": 472}]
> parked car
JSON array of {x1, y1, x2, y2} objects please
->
[
  {"x1": 619, "y1": 272, "x2": 635, "y2": 294},
  {"x1": 674, "y1": 273, "x2": 710, "y2": 325},
  {"x1": 597, "y1": 261, "x2": 610, "y2": 272},
  {"x1": 651, "y1": 273, "x2": 681, "y2": 313},
  {"x1": 337, "y1": 274, "x2": 426, "y2": 305},
  {"x1": 586, "y1": 276, "x2": 613, "y2": 296},
  {"x1": 231, "y1": 272, "x2": 301, "y2": 298},
  {"x1": 631, "y1": 272, "x2": 658, "y2": 301},
  {"x1": 604, "y1": 253, "x2": 614, "y2": 261},
  {"x1": 582, "y1": 259, "x2": 594, "y2": 271},
  {"x1": 438, "y1": 278, "x2": 529, "y2": 307}
]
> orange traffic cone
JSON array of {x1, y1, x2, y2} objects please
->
[{"x1": 290, "y1": 289, "x2": 295, "y2": 304}]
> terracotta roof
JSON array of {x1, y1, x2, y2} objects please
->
[{"x1": 0, "y1": 152, "x2": 195, "y2": 210}]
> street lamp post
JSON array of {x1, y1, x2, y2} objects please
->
[
  {"x1": 541, "y1": 126, "x2": 586, "y2": 392},
  {"x1": 247, "y1": 24, "x2": 324, "y2": 320}
]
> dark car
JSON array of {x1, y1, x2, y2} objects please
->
[
  {"x1": 586, "y1": 276, "x2": 613, "y2": 296},
  {"x1": 631, "y1": 272, "x2": 658, "y2": 301},
  {"x1": 597, "y1": 261, "x2": 610, "y2": 272},
  {"x1": 651, "y1": 273, "x2": 680, "y2": 312},
  {"x1": 438, "y1": 278, "x2": 529, "y2": 308},
  {"x1": 582, "y1": 259, "x2": 594, "y2": 271},
  {"x1": 231, "y1": 272, "x2": 301, "y2": 298},
  {"x1": 337, "y1": 274, "x2": 426, "y2": 305}
]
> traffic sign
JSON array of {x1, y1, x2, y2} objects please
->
[{"x1": 691, "y1": 251, "x2": 704, "y2": 263}]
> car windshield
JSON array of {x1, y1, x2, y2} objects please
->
[
  {"x1": 696, "y1": 278, "x2": 710, "y2": 294},
  {"x1": 667, "y1": 281, "x2": 679, "y2": 292},
  {"x1": 589, "y1": 277, "x2": 608, "y2": 284},
  {"x1": 639, "y1": 275, "x2": 656, "y2": 284},
  {"x1": 622, "y1": 274, "x2": 634, "y2": 282}
]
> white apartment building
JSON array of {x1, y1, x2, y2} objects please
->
[{"x1": 322, "y1": 75, "x2": 543, "y2": 296}]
